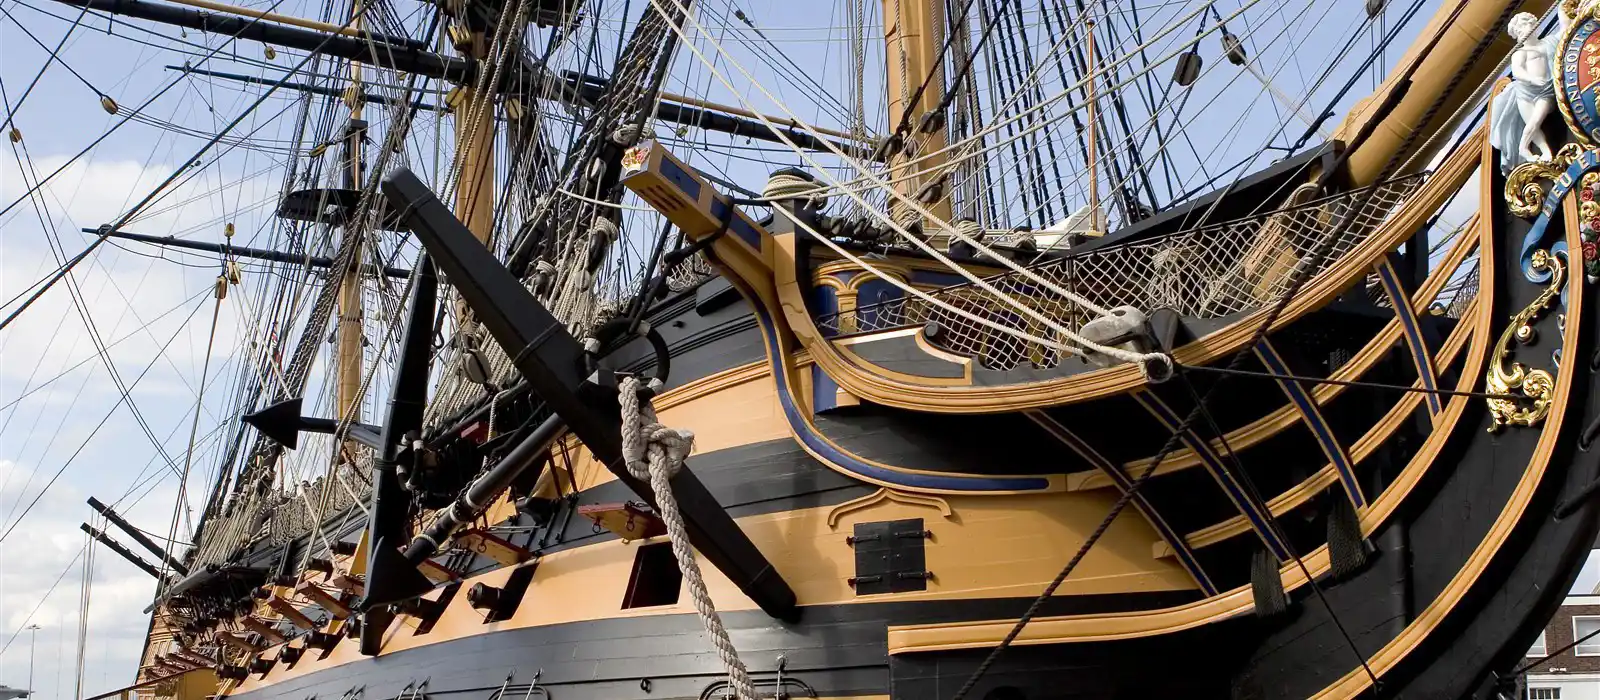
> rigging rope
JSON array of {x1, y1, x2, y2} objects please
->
[
  {"x1": 0, "y1": 0, "x2": 386, "y2": 331},
  {"x1": 662, "y1": 5, "x2": 1178, "y2": 378},
  {"x1": 949, "y1": 0, "x2": 1516, "y2": 688},
  {"x1": 158, "y1": 274, "x2": 229, "y2": 583},
  {"x1": 618, "y1": 375, "x2": 756, "y2": 700},
  {"x1": 73, "y1": 524, "x2": 95, "y2": 700}
]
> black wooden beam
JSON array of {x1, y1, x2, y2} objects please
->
[
  {"x1": 47, "y1": 0, "x2": 865, "y2": 156},
  {"x1": 381, "y1": 167, "x2": 798, "y2": 621},
  {"x1": 81, "y1": 523, "x2": 164, "y2": 579},
  {"x1": 557, "y1": 72, "x2": 871, "y2": 158},
  {"x1": 50, "y1": 0, "x2": 468, "y2": 80},
  {"x1": 89, "y1": 228, "x2": 413, "y2": 279},
  {"x1": 359, "y1": 254, "x2": 440, "y2": 653},
  {"x1": 87, "y1": 496, "x2": 189, "y2": 575},
  {"x1": 167, "y1": 65, "x2": 447, "y2": 113}
]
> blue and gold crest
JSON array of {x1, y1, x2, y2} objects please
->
[{"x1": 1560, "y1": 2, "x2": 1600, "y2": 144}]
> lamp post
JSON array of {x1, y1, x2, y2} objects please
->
[{"x1": 25, "y1": 624, "x2": 40, "y2": 698}]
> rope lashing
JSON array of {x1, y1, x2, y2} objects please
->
[
  {"x1": 590, "y1": 215, "x2": 620, "y2": 242},
  {"x1": 891, "y1": 204, "x2": 923, "y2": 238},
  {"x1": 618, "y1": 375, "x2": 756, "y2": 700},
  {"x1": 611, "y1": 122, "x2": 646, "y2": 146},
  {"x1": 763, "y1": 170, "x2": 829, "y2": 207},
  {"x1": 953, "y1": 217, "x2": 985, "y2": 242}
]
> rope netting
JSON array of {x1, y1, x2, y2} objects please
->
[{"x1": 817, "y1": 173, "x2": 1426, "y2": 370}]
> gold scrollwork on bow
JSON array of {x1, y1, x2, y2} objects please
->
[
  {"x1": 1506, "y1": 144, "x2": 1588, "y2": 218},
  {"x1": 1487, "y1": 249, "x2": 1565, "y2": 431}
]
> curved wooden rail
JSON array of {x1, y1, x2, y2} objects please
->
[
  {"x1": 1154, "y1": 296, "x2": 1478, "y2": 557},
  {"x1": 884, "y1": 149, "x2": 1501, "y2": 654},
  {"x1": 789, "y1": 127, "x2": 1486, "y2": 414},
  {"x1": 1309, "y1": 163, "x2": 1584, "y2": 700},
  {"x1": 1072, "y1": 224, "x2": 1482, "y2": 491}
]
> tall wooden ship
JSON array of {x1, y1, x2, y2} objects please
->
[{"x1": 9, "y1": 0, "x2": 1600, "y2": 694}]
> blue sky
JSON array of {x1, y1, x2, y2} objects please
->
[{"x1": 0, "y1": 0, "x2": 1574, "y2": 694}]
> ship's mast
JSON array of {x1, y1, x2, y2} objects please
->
[
  {"x1": 334, "y1": 0, "x2": 367, "y2": 432},
  {"x1": 881, "y1": 0, "x2": 952, "y2": 231},
  {"x1": 451, "y1": 32, "x2": 496, "y2": 244}
]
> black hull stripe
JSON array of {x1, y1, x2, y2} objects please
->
[{"x1": 228, "y1": 592, "x2": 1198, "y2": 700}]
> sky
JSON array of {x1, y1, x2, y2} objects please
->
[{"x1": 0, "y1": 0, "x2": 1588, "y2": 695}]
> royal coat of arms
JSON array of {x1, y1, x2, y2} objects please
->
[{"x1": 1559, "y1": 1, "x2": 1600, "y2": 144}]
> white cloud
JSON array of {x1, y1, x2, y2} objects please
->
[
  {"x1": 0, "y1": 457, "x2": 170, "y2": 698},
  {"x1": 0, "y1": 150, "x2": 280, "y2": 697}
]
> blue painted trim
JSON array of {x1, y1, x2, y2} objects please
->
[
  {"x1": 1254, "y1": 340, "x2": 1366, "y2": 507},
  {"x1": 659, "y1": 156, "x2": 702, "y2": 202},
  {"x1": 1027, "y1": 412, "x2": 1219, "y2": 595},
  {"x1": 747, "y1": 302, "x2": 1052, "y2": 492},
  {"x1": 730, "y1": 214, "x2": 762, "y2": 250},
  {"x1": 1133, "y1": 392, "x2": 1291, "y2": 561},
  {"x1": 1561, "y1": 20, "x2": 1600, "y2": 147},
  {"x1": 1374, "y1": 259, "x2": 1442, "y2": 415},
  {"x1": 811, "y1": 364, "x2": 839, "y2": 413},
  {"x1": 708, "y1": 197, "x2": 763, "y2": 249}
]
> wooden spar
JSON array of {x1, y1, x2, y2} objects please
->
[
  {"x1": 658, "y1": 89, "x2": 869, "y2": 143},
  {"x1": 86, "y1": 227, "x2": 414, "y2": 278},
  {"x1": 452, "y1": 22, "x2": 496, "y2": 245},
  {"x1": 157, "y1": 0, "x2": 366, "y2": 39},
  {"x1": 333, "y1": 0, "x2": 366, "y2": 451},
  {"x1": 1329, "y1": 0, "x2": 1556, "y2": 184},
  {"x1": 453, "y1": 87, "x2": 496, "y2": 246},
  {"x1": 447, "y1": 26, "x2": 497, "y2": 336},
  {"x1": 881, "y1": 0, "x2": 952, "y2": 230},
  {"x1": 62, "y1": 0, "x2": 871, "y2": 154}
]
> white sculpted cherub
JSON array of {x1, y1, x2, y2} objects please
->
[{"x1": 1491, "y1": 9, "x2": 1570, "y2": 171}]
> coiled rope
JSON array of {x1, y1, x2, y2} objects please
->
[
  {"x1": 953, "y1": 218, "x2": 985, "y2": 241},
  {"x1": 618, "y1": 376, "x2": 756, "y2": 700},
  {"x1": 764, "y1": 171, "x2": 829, "y2": 207}
]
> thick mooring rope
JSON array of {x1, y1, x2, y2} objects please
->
[{"x1": 618, "y1": 376, "x2": 757, "y2": 700}]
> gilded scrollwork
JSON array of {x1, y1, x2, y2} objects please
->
[
  {"x1": 1487, "y1": 249, "x2": 1565, "y2": 431},
  {"x1": 1505, "y1": 143, "x2": 1587, "y2": 217}
]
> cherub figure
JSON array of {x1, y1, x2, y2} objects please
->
[{"x1": 1491, "y1": 8, "x2": 1571, "y2": 172}]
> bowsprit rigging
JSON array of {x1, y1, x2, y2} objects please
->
[{"x1": 5, "y1": 0, "x2": 1600, "y2": 696}]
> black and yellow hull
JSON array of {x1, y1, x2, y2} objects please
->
[{"x1": 190, "y1": 118, "x2": 1600, "y2": 700}]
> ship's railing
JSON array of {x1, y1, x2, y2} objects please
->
[
  {"x1": 667, "y1": 250, "x2": 718, "y2": 291},
  {"x1": 1440, "y1": 259, "x2": 1481, "y2": 319},
  {"x1": 815, "y1": 174, "x2": 1427, "y2": 370}
]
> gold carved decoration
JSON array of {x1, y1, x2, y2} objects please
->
[
  {"x1": 1487, "y1": 249, "x2": 1565, "y2": 431},
  {"x1": 1505, "y1": 143, "x2": 1586, "y2": 217},
  {"x1": 826, "y1": 487, "x2": 953, "y2": 528}
]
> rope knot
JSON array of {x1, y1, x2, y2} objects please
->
[
  {"x1": 590, "y1": 216, "x2": 620, "y2": 242},
  {"x1": 622, "y1": 420, "x2": 694, "y2": 481},
  {"x1": 615, "y1": 375, "x2": 754, "y2": 699},
  {"x1": 619, "y1": 377, "x2": 695, "y2": 481},
  {"x1": 951, "y1": 217, "x2": 985, "y2": 244},
  {"x1": 643, "y1": 423, "x2": 695, "y2": 479}
]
